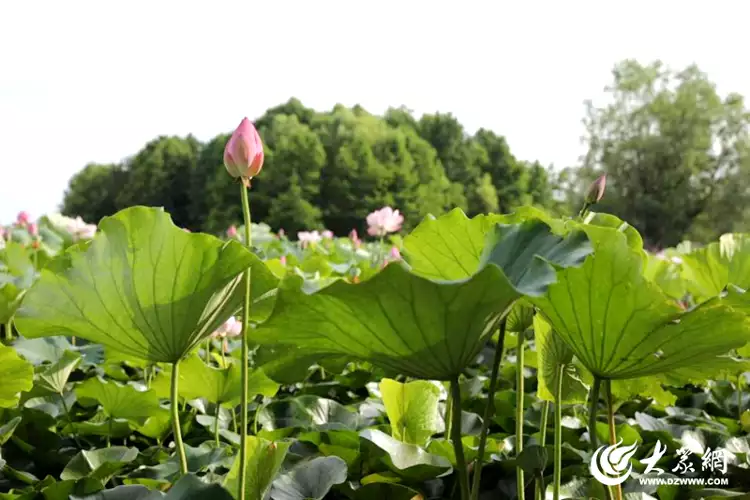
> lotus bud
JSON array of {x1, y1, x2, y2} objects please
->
[
  {"x1": 390, "y1": 246, "x2": 401, "y2": 260},
  {"x1": 16, "y1": 211, "x2": 30, "y2": 226},
  {"x1": 585, "y1": 175, "x2": 606, "y2": 205},
  {"x1": 227, "y1": 225, "x2": 238, "y2": 238},
  {"x1": 224, "y1": 118, "x2": 264, "y2": 183},
  {"x1": 28, "y1": 223, "x2": 39, "y2": 237},
  {"x1": 280, "y1": 255, "x2": 287, "y2": 266},
  {"x1": 322, "y1": 230, "x2": 334, "y2": 239}
]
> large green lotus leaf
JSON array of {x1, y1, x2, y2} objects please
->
[
  {"x1": 223, "y1": 436, "x2": 291, "y2": 500},
  {"x1": 75, "y1": 377, "x2": 161, "y2": 420},
  {"x1": 533, "y1": 315, "x2": 587, "y2": 403},
  {"x1": 35, "y1": 350, "x2": 82, "y2": 395},
  {"x1": 380, "y1": 378, "x2": 441, "y2": 446},
  {"x1": 581, "y1": 211, "x2": 644, "y2": 251},
  {"x1": 402, "y1": 207, "x2": 582, "y2": 281},
  {"x1": 61, "y1": 447, "x2": 138, "y2": 483},
  {"x1": 359, "y1": 429, "x2": 451, "y2": 481},
  {"x1": 253, "y1": 219, "x2": 592, "y2": 380},
  {"x1": 149, "y1": 355, "x2": 278, "y2": 405},
  {"x1": 0, "y1": 241, "x2": 36, "y2": 323},
  {"x1": 531, "y1": 230, "x2": 750, "y2": 379},
  {"x1": 680, "y1": 233, "x2": 750, "y2": 301},
  {"x1": 257, "y1": 395, "x2": 362, "y2": 432},
  {"x1": 269, "y1": 456, "x2": 347, "y2": 500},
  {"x1": 0, "y1": 345, "x2": 33, "y2": 407},
  {"x1": 14, "y1": 206, "x2": 274, "y2": 363},
  {"x1": 643, "y1": 252, "x2": 687, "y2": 300}
]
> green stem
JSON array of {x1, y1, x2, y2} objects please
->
[
  {"x1": 553, "y1": 364, "x2": 564, "y2": 500},
  {"x1": 238, "y1": 182, "x2": 253, "y2": 500},
  {"x1": 106, "y1": 418, "x2": 112, "y2": 448},
  {"x1": 589, "y1": 377, "x2": 601, "y2": 451},
  {"x1": 444, "y1": 389, "x2": 453, "y2": 439},
  {"x1": 171, "y1": 361, "x2": 188, "y2": 475},
  {"x1": 59, "y1": 392, "x2": 82, "y2": 449},
  {"x1": 535, "y1": 400, "x2": 550, "y2": 500},
  {"x1": 605, "y1": 380, "x2": 622, "y2": 500},
  {"x1": 450, "y1": 377, "x2": 470, "y2": 500},
  {"x1": 738, "y1": 374, "x2": 743, "y2": 421},
  {"x1": 516, "y1": 332, "x2": 526, "y2": 500},
  {"x1": 4, "y1": 319, "x2": 12, "y2": 342},
  {"x1": 204, "y1": 339, "x2": 211, "y2": 364},
  {"x1": 471, "y1": 318, "x2": 507, "y2": 500},
  {"x1": 214, "y1": 402, "x2": 221, "y2": 446}
]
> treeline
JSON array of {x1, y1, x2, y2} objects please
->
[
  {"x1": 62, "y1": 100, "x2": 555, "y2": 237},
  {"x1": 62, "y1": 60, "x2": 750, "y2": 248}
]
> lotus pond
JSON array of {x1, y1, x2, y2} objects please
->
[{"x1": 1, "y1": 206, "x2": 750, "y2": 500}]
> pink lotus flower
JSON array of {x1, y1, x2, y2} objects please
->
[
  {"x1": 298, "y1": 231, "x2": 322, "y2": 245},
  {"x1": 322, "y1": 230, "x2": 334, "y2": 239},
  {"x1": 280, "y1": 255, "x2": 287, "y2": 266},
  {"x1": 65, "y1": 216, "x2": 97, "y2": 241},
  {"x1": 28, "y1": 223, "x2": 39, "y2": 237},
  {"x1": 367, "y1": 207, "x2": 404, "y2": 237},
  {"x1": 390, "y1": 246, "x2": 401, "y2": 260},
  {"x1": 16, "y1": 211, "x2": 30, "y2": 226},
  {"x1": 211, "y1": 316, "x2": 243, "y2": 339},
  {"x1": 224, "y1": 118, "x2": 264, "y2": 181},
  {"x1": 227, "y1": 225, "x2": 238, "y2": 238}
]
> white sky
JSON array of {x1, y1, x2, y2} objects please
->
[{"x1": 1, "y1": 0, "x2": 748, "y2": 223}]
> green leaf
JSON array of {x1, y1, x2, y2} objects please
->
[
  {"x1": 14, "y1": 206, "x2": 271, "y2": 363},
  {"x1": 257, "y1": 395, "x2": 361, "y2": 431},
  {"x1": 533, "y1": 316, "x2": 587, "y2": 403},
  {"x1": 297, "y1": 430, "x2": 361, "y2": 467},
  {"x1": 61, "y1": 447, "x2": 139, "y2": 483},
  {"x1": 582, "y1": 211, "x2": 644, "y2": 251},
  {"x1": 680, "y1": 233, "x2": 750, "y2": 301},
  {"x1": 0, "y1": 241, "x2": 35, "y2": 323},
  {"x1": 150, "y1": 355, "x2": 278, "y2": 405},
  {"x1": 506, "y1": 301, "x2": 535, "y2": 334},
  {"x1": 643, "y1": 253, "x2": 687, "y2": 300},
  {"x1": 68, "y1": 485, "x2": 155, "y2": 500},
  {"x1": 0, "y1": 345, "x2": 33, "y2": 407},
  {"x1": 75, "y1": 377, "x2": 161, "y2": 420},
  {"x1": 0, "y1": 416, "x2": 22, "y2": 445},
  {"x1": 253, "y1": 219, "x2": 592, "y2": 380},
  {"x1": 350, "y1": 483, "x2": 422, "y2": 500},
  {"x1": 35, "y1": 350, "x2": 81, "y2": 394},
  {"x1": 269, "y1": 456, "x2": 348, "y2": 500},
  {"x1": 13, "y1": 337, "x2": 104, "y2": 367},
  {"x1": 162, "y1": 474, "x2": 234, "y2": 499},
  {"x1": 380, "y1": 378, "x2": 440, "y2": 446},
  {"x1": 222, "y1": 436, "x2": 290, "y2": 500},
  {"x1": 531, "y1": 230, "x2": 750, "y2": 379},
  {"x1": 515, "y1": 444, "x2": 548, "y2": 476},
  {"x1": 359, "y1": 429, "x2": 451, "y2": 481}
]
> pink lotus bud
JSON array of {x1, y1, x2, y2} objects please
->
[
  {"x1": 585, "y1": 175, "x2": 606, "y2": 205},
  {"x1": 280, "y1": 255, "x2": 287, "y2": 266},
  {"x1": 390, "y1": 246, "x2": 401, "y2": 260},
  {"x1": 367, "y1": 207, "x2": 404, "y2": 237},
  {"x1": 349, "y1": 229, "x2": 358, "y2": 241},
  {"x1": 322, "y1": 230, "x2": 334, "y2": 239},
  {"x1": 28, "y1": 223, "x2": 39, "y2": 237},
  {"x1": 223, "y1": 317, "x2": 242, "y2": 338},
  {"x1": 16, "y1": 211, "x2": 30, "y2": 226},
  {"x1": 224, "y1": 118, "x2": 264, "y2": 181},
  {"x1": 227, "y1": 225, "x2": 238, "y2": 238}
]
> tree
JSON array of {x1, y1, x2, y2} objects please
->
[
  {"x1": 61, "y1": 163, "x2": 126, "y2": 224},
  {"x1": 577, "y1": 60, "x2": 750, "y2": 248}
]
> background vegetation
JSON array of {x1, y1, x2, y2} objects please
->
[{"x1": 61, "y1": 59, "x2": 750, "y2": 249}]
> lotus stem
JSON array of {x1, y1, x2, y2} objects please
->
[
  {"x1": 204, "y1": 339, "x2": 211, "y2": 364},
  {"x1": 59, "y1": 392, "x2": 82, "y2": 450},
  {"x1": 4, "y1": 319, "x2": 11, "y2": 342},
  {"x1": 553, "y1": 364, "x2": 564, "y2": 500},
  {"x1": 170, "y1": 361, "x2": 188, "y2": 475},
  {"x1": 450, "y1": 377, "x2": 470, "y2": 500},
  {"x1": 738, "y1": 374, "x2": 743, "y2": 421},
  {"x1": 516, "y1": 331, "x2": 526, "y2": 500},
  {"x1": 238, "y1": 182, "x2": 253, "y2": 499},
  {"x1": 589, "y1": 377, "x2": 601, "y2": 451},
  {"x1": 536, "y1": 400, "x2": 550, "y2": 500},
  {"x1": 605, "y1": 380, "x2": 622, "y2": 500},
  {"x1": 214, "y1": 402, "x2": 221, "y2": 446},
  {"x1": 471, "y1": 318, "x2": 507, "y2": 500}
]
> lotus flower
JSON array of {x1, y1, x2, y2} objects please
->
[
  {"x1": 224, "y1": 118, "x2": 264, "y2": 181},
  {"x1": 298, "y1": 231, "x2": 322, "y2": 246},
  {"x1": 64, "y1": 216, "x2": 97, "y2": 241},
  {"x1": 16, "y1": 211, "x2": 30, "y2": 226},
  {"x1": 227, "y1": 225, "x2": 238, "y2": 238},
  {"x1": 322, "y1": 230, "x2": 334, "y2": 239},
  {"x1": 367, "y1": 207, "x2": 404, "y2": 237},
  {"x1": 280, "y1": 255, "x2": 287, "y2": 266},
  {"x1": 28, "y1": 223, "x2": 38, "y2": 237},
  {"x1": 390, "y1": 246, "x2": 401, "y2": 260},
  {"x1": 211, "y1": 316, "x2": 243, "y2": 339},
  {"x1": 585, "y1": 175, "x2": 606, "y2": 204}
]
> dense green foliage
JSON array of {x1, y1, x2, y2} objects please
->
[{"x1": 62, "y1": 102, "x2": 548, "y2": 236}]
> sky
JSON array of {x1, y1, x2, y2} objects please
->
[{"x1": 1, "y1": 0, "x2": 748, "y2": 223}]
